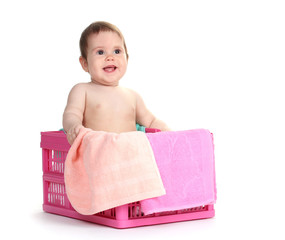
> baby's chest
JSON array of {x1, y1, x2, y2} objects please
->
[{"x1": 86, "y1": 93, "x2": 135, "y2": 115}]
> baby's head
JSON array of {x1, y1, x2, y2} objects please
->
[
  {"x1": 79, "y1": 21, "x2": 129, "y2": 86},
  {"x1": 80, "y1": 21, "x2": 129, "y2": 61}
]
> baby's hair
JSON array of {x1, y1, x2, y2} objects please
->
[{"x1": 79, "y1": 21, "x2": 129, "y2": 60}]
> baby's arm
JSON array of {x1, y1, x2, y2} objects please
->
[
  {"x1": 134, "y1": 91, "x2": 170, "y2": 131},
  {"x1": 62, "y1": 84, "x2": 86, "y2": 145}
]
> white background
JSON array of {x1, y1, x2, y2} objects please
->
[{"x1": 1, "y1": 0, "x2": 284, "y2": 239}]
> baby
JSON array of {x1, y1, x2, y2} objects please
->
[{"x1": 63, "y1": 21, "x2": 170, "y2": 145}]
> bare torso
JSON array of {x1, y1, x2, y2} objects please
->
[{"x1": 83, "y1": 83, "x2": 137, "y2": 133}]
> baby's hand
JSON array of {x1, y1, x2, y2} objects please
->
[{"x1": 66, "y1": 124, "x2": 83, "y2": 145}]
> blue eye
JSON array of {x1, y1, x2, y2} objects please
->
[
  {"x1": 97, "y1": 50, "x2": 104, "y2": 55},
  {"x1": 114, "y1": 49, "x2": 121, "y2": 54}
]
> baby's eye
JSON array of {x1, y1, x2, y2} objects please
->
[
  {"x1": 114, "y1": 49, "x2": 121, "y2": 54},
  {"x1": 96, "y1": 50, "x2": 105, "y2": 55}
]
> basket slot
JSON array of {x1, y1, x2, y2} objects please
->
[
  {"x1": 96, "y1": 209, "x2": 116, "y2": 219},
  {"x1": 46, "y1": 149, "x2": 66, "y2": 174},
  {"x1": 128, "y1": 202, "x2": 145, "y2": 218},
  {"x1": 45, "y1": 181, "x2": 69, "y2": 208}
]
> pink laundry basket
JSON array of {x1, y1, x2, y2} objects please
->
[{"x1": 41, "y1": 130, "x2": 215, "y2": 229}]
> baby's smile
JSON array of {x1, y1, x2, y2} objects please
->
[{"x1": 103, "y1": 65, "x2": 117, "y2": 73}]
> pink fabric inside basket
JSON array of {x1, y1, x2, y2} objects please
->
[{"x1": 140, "y1": 129, "x2": 217, "y2": 215}]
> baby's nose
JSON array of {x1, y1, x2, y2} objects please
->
[{"x1": 106, "y1": 55, "x2": 114, "y2": 61}]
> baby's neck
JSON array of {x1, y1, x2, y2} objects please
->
[
  {"x1": 90, "y1": 79, "x2": 119, "y2": 87},
  {"x1": 89, "y1": 81, "x2": 121, "y2": 91}
]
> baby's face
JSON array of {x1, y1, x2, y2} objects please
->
[{"x1": 83, "y1": 31, "x2": 128, "y2": 86}]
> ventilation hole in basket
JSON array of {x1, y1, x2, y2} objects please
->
[
  {"x1": 47, "y1": 150, "x2": 65, "y2": 173},
  {"x1": 128, "y1": 202, "x2": 144, "y2": 218},
  {"x1": 112, "y1": 208, "x2": 116, "y2": 218}
]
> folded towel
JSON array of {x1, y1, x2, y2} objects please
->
[
  {"x1": 141, "y1": 129, "x2": 217, "y2": 215},
  {"x1": 64, "y1": 128, "x2": 166, "y2": 215}
]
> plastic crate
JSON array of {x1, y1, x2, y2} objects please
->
[{"x1": 41, "y1": 130, "x2": 215, "y2": 228}]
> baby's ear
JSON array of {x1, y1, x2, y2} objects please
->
[{"x1": 79, "y1": 56, "x2": 89, "y2": 72}]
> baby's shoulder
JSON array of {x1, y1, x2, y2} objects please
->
[
  {"x1": 70, "y1": 82, "x2": 91, "y2": 93},
  {"x1": 68, "y1": 82, "x2": 89, "y2": 98},
  {"x1": 72, "y1": 82, "x2": 89, "y2": 90}
]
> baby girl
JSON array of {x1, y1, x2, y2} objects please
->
[{"x1": 63, "y1": 21, "x2": 170, "y2": 145}]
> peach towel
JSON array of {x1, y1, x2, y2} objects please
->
[{"x1": 64, "y1": 128, "x2": 166, "y2": 215}]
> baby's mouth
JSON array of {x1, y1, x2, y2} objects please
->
[{"x1": 103, "y1": 65, "x2": 117, "y2": 73}]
